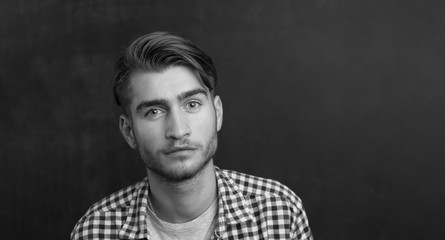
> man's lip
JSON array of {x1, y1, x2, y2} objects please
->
[{"x1": 164, "y1": 146, "x2": 196, "y2": 154}]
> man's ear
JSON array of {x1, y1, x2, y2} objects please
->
[
  {"x1": 213, "y1": 95, "x2": 223, "y2": 132},
  {"x1": 119, "y1": 114, "x2": 137, "y2": 149}
]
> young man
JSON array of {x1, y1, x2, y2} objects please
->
[{"x1": 71, "y1": 32, "x2": 313, "y2": 240}]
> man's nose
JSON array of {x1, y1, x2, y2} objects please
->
[{"x1": 165, "y1": 109, "x2": 191, "y2": 140}]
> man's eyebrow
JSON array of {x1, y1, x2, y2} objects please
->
[
  {"x1": 177, "y1": 88, "x2": 208, "y2": 102},
  {"x1": 136, "y1": 99, "x2": 169, "y2": 112}
]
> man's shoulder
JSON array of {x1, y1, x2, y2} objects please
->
[
  {"x1": 71, "y1": 179, "x2": 147, "y2": 239},
  {"x1": 216, "y1": 168, "x2": 312, "y2": 239},
  {"x1": 218, "y1": 168, "x2": 303, "y2": 208},
  {"x1": 82, "y1": 179, "x2": 144, "y2": 216}
]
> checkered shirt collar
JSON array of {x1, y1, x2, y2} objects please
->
[
  {"x1": 117, "y1": 167, "x2": 255, "y2": 239},
  {"x1": 214, "y1": 167, "x2": 256, "y2": 237},
  {"x1": 117, "y1": 180, "x2": 149, "y2": 239}
]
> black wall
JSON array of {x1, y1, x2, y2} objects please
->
[{"x1": 1, "y1": 0, "x2": 444, "y2": 239}]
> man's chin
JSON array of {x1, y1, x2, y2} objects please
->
[{"x1": 148, "y1": 158, "x2": 211, "y2": 183}]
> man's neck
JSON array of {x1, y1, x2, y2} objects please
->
[{"x1": 147, "y1": 161, "x2": 217, "y2": 223}]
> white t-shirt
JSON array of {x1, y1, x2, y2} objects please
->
[{"x1": 145, "y1": 197, "x2": 218, "y2": 240}]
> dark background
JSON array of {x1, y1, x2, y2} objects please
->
[{"x1": 1, "y1": 0, "x2": 444, "y2": 239}]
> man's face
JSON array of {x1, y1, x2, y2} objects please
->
[{"x1": 120, "y1": 66, "x2": 223, "y2": 182}]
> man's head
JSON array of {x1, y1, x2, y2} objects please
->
[
  {"x1": 113, "y1": 32, "x2": 218, "y2": 115},
  {"x1": 114, "y1": 32, "x2": 223, "y2": 183}
]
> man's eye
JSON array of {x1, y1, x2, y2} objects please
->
[
  {"x1": 146, "y1": 108, "x2": 163, "y2": 117},
  {"x1": 185, "y1": 101, "x2": 201, "y2": 111}
]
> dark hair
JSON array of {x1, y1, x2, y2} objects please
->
[{"x1": 112, "y1": 32, "x2": 217, "y2": 113}]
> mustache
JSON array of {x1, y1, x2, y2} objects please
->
[{"x1": 162, "y1": 139, "x2": 200, "y2": 154}]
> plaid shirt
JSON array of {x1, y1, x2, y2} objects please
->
[{"x1": 71, "y1": 167, "x2": 313, "y2": 239}]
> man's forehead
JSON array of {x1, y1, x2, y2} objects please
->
[{"x1": 127, "y1": 66, "x2": 210, "y2": 103}]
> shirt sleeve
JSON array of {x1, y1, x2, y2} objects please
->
[{"x1": 292, "y1": 202, "x2": 313, "y2": 240}]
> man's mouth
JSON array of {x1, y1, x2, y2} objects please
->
[{"x1": 163, "y1": 146, "x2": 197, "y2": 155}]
